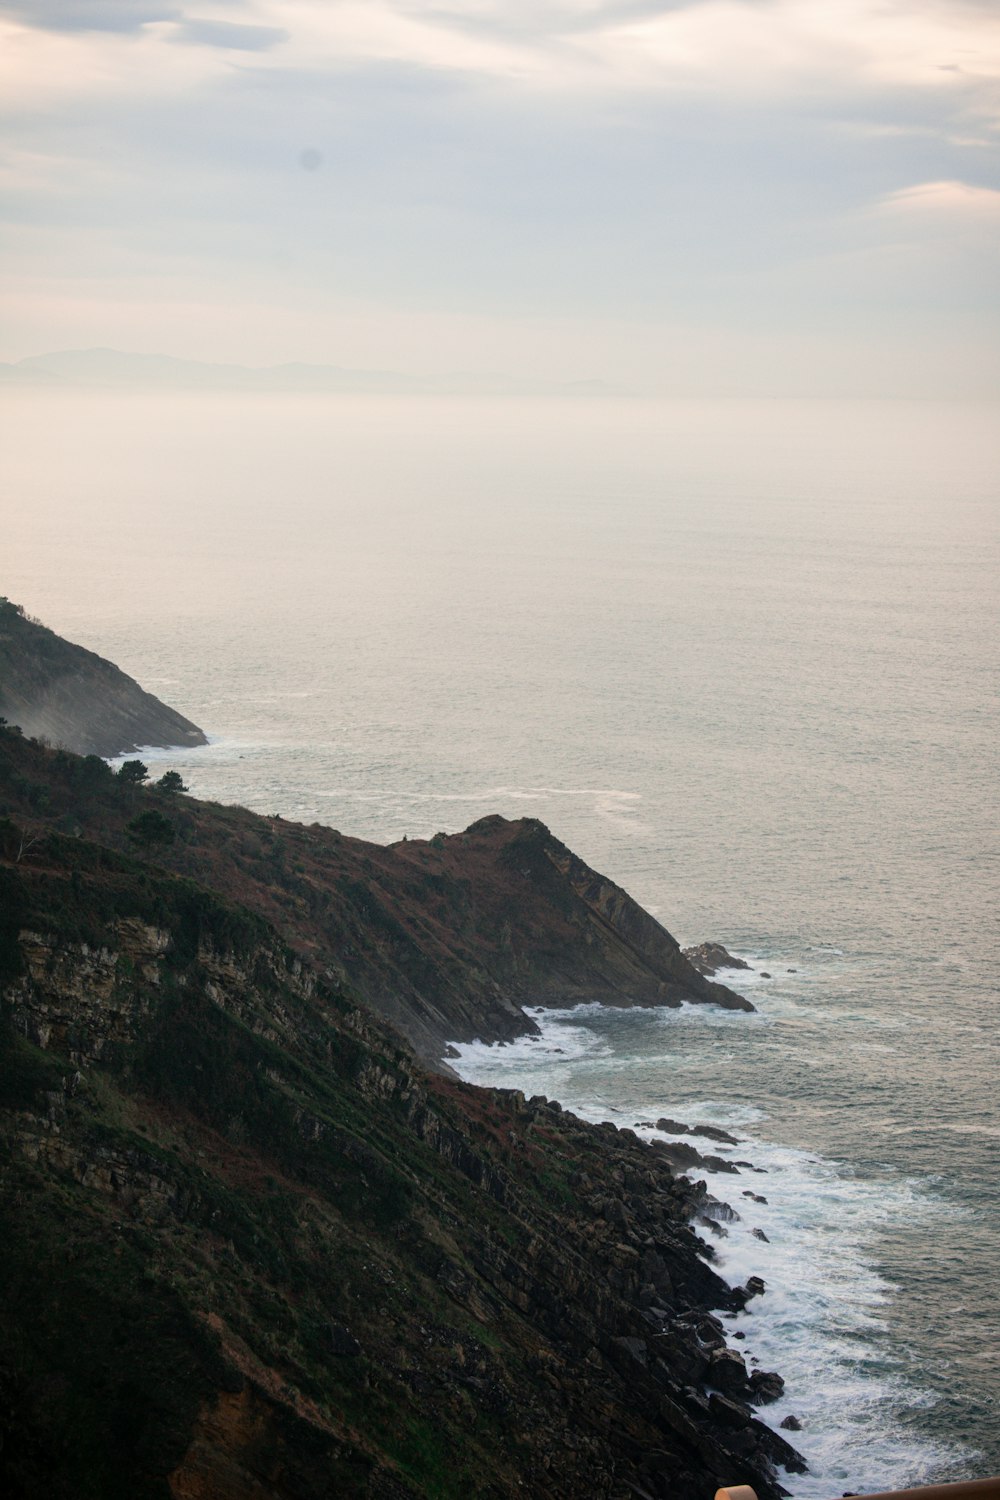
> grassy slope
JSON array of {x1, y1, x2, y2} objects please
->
[
  {"x1": 0, "y1": 729, "x2": 801, "y2": 1498},
  {"x1": 0, "y1": 729, "x2": 747, "y2": 1064}
]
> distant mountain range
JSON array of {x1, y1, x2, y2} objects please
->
[{"x1": 0, "y1": 347, "x2": 626, "y2": 397}]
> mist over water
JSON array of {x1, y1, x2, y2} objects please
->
[{"x1": 4, "y1": 391, "x2": 999, "y2": 1488}]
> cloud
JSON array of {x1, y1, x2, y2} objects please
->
[
  {"x1": 1, "y1": 0, "x2": 998, "y2": 392},
  {"x1": 252, "y1": 0, "x2": 1000, "y2": 101},
  {"x1": 408, "y1": 0, "x2": 709, "y2": 44},
  {"x1": 881, "y1": 178, "x2": 1000, "y2": 216},
  {"x1": 169, "y1": 17, "x2": 289, "y2": 51},
  {"x1": 0, "y1": 0, "x2": 179, "y2": 33}
]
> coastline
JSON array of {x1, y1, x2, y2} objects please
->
[
  {"x1": 447, "y1": 987, "x2": 971, "y2": 1496},
  {"x1": 0, "y1": 723, "x2": 809, "y2": 1496}
]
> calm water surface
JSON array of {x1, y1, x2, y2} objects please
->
[{"x1": 4, "y1": 392, "x2": 998, "y2": 1490}]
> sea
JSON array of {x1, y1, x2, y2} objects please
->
[{"x1": 3, "y1": 390, "x2": 998, "y2": 1494}]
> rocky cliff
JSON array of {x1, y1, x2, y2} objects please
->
[
  {"x1": 0, "y1": 730, "x2": 750, "y2": 1063},
  {"x1": 0, "y1": 599, "x2": 207, "y2": 756},
  {"x1": 0, "y1": 781, "x2": 803, "y2": 1499}
]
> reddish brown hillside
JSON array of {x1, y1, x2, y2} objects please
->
[{"x1": 0, "y1": 733, "x2": 751, "y2": 1062}]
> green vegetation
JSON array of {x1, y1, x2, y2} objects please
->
[
  {"x1": 155, "y1": 770, "x2": 187, "y2": 794},
  {"x1": 125, "y1": 808, "x2": 176, "y2": 851},
  {"x1": 117, "y1": 760, "x2": 149, "y2": 786},
  {"x1": 0, "y1": 723, "x2": 794, "y2": 1500}
]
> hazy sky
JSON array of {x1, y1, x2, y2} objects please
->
[{"x1": 2, "y1": 0, "x2": 999, "y2": 392}]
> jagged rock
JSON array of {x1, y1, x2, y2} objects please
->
[
  {"x1": 708, "y1": 1347, "x2": 751, "y2": 1397},
  {"x1": 655, "y1": 1116, "x2": 741, "y2": 1146},
  {"x1": 681, "y1": 942, "x2": 751, "y2": 976},
  {"x1": 752, "y1": 1227, "x2": 770, "y2": 1242},
  {"x1": 699, "y1": 1195, "x2": 740, "y2": 1224},
  {"x1": 0, "y1": 723, "x2": 755, "y2": 1064},
  {"x1": 707, "y1": 1392, "x2": 751, "y2": 1429},
  {"x1": 0, "y1": 724, "x2": 804, "y2": 1499},
  {"x1": 749, "y1": 1370, "x2": 785, "y2": 1405},
  {"x1": 691, "y1": 1123, "x2": 741, "y2": 1145},
  {"x1": 780, "y1": 1413, "x2": 803, "y2": 1431},
  {"x1": 651, "y1": 1139, "x2": 740, "y2": 1175}
]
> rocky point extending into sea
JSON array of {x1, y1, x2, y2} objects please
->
[{"x1": 0, "y1": 616, "x2": 803, "y2": 1499}]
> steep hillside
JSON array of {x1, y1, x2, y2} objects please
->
[
  {"x1": 0, "y1": 599, "x2": 207, "y2": 757},
  {"x1": 0, "y1": 729, "x2": 750, "y2": 1062},
  {"x1": 0, "y1": 803, "x2": 803, "y2": 1499}
]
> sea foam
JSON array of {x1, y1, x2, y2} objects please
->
[{"x1": 449, "y1": 1000, "x2": 969, "y2": 1496}]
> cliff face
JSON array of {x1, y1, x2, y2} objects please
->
[
  {"x1": 0, "y1": 600, "x2": 207, "y2": 756},
  {"x1": 0, "y1": 733, "x2": 751, "y2": 1063},
  {"x1": 0, "y1": 817, "x2": 803, "y2": 1500}
]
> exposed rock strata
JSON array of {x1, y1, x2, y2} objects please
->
[
  {"x1": 0, "y1": 730, "x2": 752, "y2": 1063},
  {"x1": 0, "y1": 598, "x2": 206, "y2": 756},
  {"x1": 682, "y1": 942, "x2": 752, "y2": 976},
  {"x1": 0, "y1": 806, "x2": 804, "y2": 1498}
]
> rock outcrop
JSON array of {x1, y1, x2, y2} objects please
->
[
  {"x1": 0, "y1": 598, "x2": 206, "y2": 756},
  {"x1": 0, "y1": 788, "x2": 804, "y2": 1499},
  {"x1": 0, "y1": 730, "x2": 753, "y2": 1063},
  {"x1": 682, "y1": 942, "x2": 752, "y2": 976}
]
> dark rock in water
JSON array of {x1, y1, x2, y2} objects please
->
[
  {"x1": 691, "y1": 1122, "x2": 741, "y2": 1145},
  {"x1": 682, "y1": 941, "x2": 752, "y2": 975},
  {"x1": 752, "y1": 1227, "x2": 770, "y2": 1242},
  {"x1": 0, "y1": 598, "x2": 207, "y2": 756},
  {"x1": 745, "y1": 1276, "x2": 767, "y2": 1298},
  {"x1": 780, "y1": 1414, "x2": 803, "y2": 1431},
  {"x1": 650, "y1": 1139, "x2": 740, "y2": 1175},
  {"x1": 656, "y1": 1116, "x2": 743, "y2": 1146},
  {"x1": 700, "y1": 1195, "x2": 740, "y2": 1224},
  {"x1": 749, "y1": 1370, "x2": 785, "y2": 1405},
  {"x1": 787, "y1": 968, "x2": 797, "y2": 973},
  {"x1": 708, "y1": 1347, "x2": 751, "y2": 1396},
  {"x1": 756, "y1": 1424, "x2": 809, "y2": 1476},
  {"x1": 655, "y1": 1115, "x2": 741, "y2": 1146},
  {"x1": 742, "y1": 1191, "x2": 768, "y2": 1204},
  {"x1": 760, "y1": 971, "x2": 772, "y2": 979}
]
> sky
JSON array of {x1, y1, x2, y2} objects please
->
[{"x1": 2, "y1": 0, "x2": 999, "y2": 394}]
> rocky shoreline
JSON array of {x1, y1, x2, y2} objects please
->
[
  {"x1": 0, "y1": 731, "x2": 752, "y2": 1066},
  {"x1": 0, "y1": 723, "x2": 803, "y2": 1488},
  {"x1": 0, "y1": 638, "x2": 804, "y2": 1498}
]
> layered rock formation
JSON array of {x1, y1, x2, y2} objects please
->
[
  {"x1": 0, "y1": 734, "x2": 804, "y2": 1498},
  {"x1": 0, "y1": 731, "x2": 750, "y2": 1064},
  {"x1": 682, "y1": 943, "x2": 752, "y2": 976},
  {"x1": 0, "y1": 599, "x2": 206, "y2": 756}
]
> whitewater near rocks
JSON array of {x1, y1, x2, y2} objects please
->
[{"x1": 448, "y1": 967, "x2": 984, "y2": 1496}]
